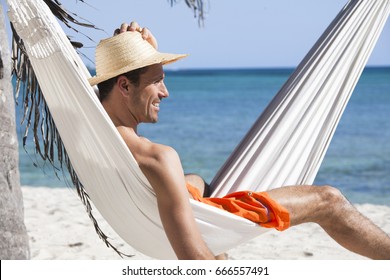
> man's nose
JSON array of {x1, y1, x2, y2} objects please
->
[{"x1": 159, "y1": 82, "x2": 169, "y2": 98}]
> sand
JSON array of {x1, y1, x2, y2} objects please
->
[{"x1": 21, "y1": 185, "x2": 390, "y2": 260}]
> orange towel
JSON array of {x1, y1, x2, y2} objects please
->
[{"x1": 187, "y1": 183, "x2": 290, "y2": 231}]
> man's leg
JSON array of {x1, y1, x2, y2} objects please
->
[{"x1": 266, "y1": 185, "x2": 390, "y2": 259}]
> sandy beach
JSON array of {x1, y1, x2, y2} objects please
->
[{"x1": 21, "y1": 185, "x2": 390, "y2": 260}]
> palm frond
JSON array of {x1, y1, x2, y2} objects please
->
[
  {"x1": 0, "y1": 50, "x2": 4, "y2": 79},
  {"x1": 42, "y1": 0, "x2": 101, "y2": 47},
  {"x1": 169, "y1": 0, "x2": 207, "y2": 26}
]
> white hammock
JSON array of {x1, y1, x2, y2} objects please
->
[{"x1": 7, "y1": 0, "x2": 390, "y2": 259}]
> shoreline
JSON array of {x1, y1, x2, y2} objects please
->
[{"x1": 21, "y1": 185, "x2": 390, "y2": 260}]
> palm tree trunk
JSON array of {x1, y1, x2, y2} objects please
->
[{"x1": 0, "y1": 4, "x2": 30, "y2": 259}]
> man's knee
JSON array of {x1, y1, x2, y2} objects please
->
[
  {"x1": 185, "y1": 173, "x2": 204, "y2": 186},
  {"x1": 315, "y1": 185, "x2": 350, "y2": 224},
  {"x1": 185, "y1": 173, "x2": 210, "y2": 197},
  {"x1": 318, "y1": 185, "x2": 347, "y2": 205}
]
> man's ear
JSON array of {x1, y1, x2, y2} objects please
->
[{"x1": 117, "y1": 76, "x2": 131, "y2": 96}]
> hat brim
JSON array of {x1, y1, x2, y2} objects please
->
[{"x1": 88, "y1": 52, "x2": 187, "y2": 86}]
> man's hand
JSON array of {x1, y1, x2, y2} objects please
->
[{"x1": 114, "y1": 21, "x2": 158, "y2": 49}]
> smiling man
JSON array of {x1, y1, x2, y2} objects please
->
[{"x1": 88, "y1": 22, "x2": 390, "y2": 260}]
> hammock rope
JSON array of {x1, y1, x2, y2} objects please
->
[{"x1": 6, "y1": 0, "x2": 390, "y2": 259}]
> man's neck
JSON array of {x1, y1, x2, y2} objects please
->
[{"x1": 102, "y1": 100, "x2": 138, "y2": 133}]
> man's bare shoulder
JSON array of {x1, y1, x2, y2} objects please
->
[
  {"x1": 116, "y1": 125, "x2": 177, "y2": 162},
  {"x1": 116, "y1": 125, "x2": 149, "y2": 144}
]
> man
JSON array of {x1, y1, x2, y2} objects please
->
[{"x1": 89, "y1": 22, "x2": 390, "y2": 260}]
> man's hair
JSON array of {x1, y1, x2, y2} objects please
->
[{"x1": 97, "y1": 66, "x2": 149, "y2": 102}]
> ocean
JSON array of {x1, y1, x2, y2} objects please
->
[{"x1": 15, "y1": 67, "x2": 390, "y2": 206}]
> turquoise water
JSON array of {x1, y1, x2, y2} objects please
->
[{"x1": 16, "y1": 67, "x2": 390, "y2": 205}]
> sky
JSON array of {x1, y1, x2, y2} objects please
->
[{"x1": 1, "y1": 0, "x2": 389, "y2": 69}]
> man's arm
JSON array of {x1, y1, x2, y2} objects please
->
[{"x1": 119, "y1": 128, "x2": 215, "y2": 259}]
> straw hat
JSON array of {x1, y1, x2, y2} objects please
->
[{"x1": 88, "y1": 31, "x2": 187, "y2": 86}]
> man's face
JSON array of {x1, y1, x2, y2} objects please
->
[{"x1": 128, "y1": 63, "x2": 168, "y2": 124}]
